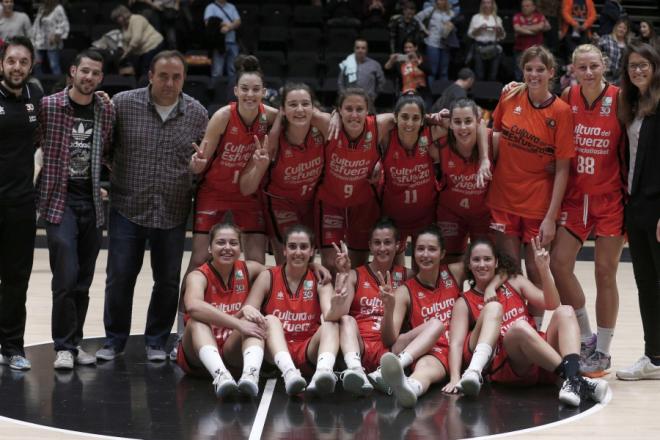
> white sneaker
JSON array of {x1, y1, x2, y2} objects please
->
[
  {"x1": 459, "y1": 369, "x2": 483, "y2": 397},
  {"x1": 340, "y1": 367, "x2": 372, "y2": 396},
  {"x1": 368, "y1": 367, "x2": 391, "y2": 394},
  {"x1": 283, "y1": 368, "x2": 307, "y2": 395},
  {"x1": 558, "y1": 377, "x2": 581, "y2": 407},
  {"x1": 75, "y1": 347, "x2": 96, "y2": 365},
  {"x1": 212, "y1": 370, "x2": 238, "y2": 398},
  {"x1": 238, "y1": 367, "x2": 260, "y2": 397},
  {"x1": 381, "y1": 352, "x2": 417, "y2": 408},
  {"x1": 616, "y1": 356, "x2": 660, "y2": 381},
  {"x1": 580, "y1": 376, "x2": 609, "y2": 403},
  {"x1": 54, "y1": 351, "x2": 74, "y2": 370},
  {"x1": 308, "y1": 368, "x2": 336, "y2": 395}
]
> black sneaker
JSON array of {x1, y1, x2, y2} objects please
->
[{"x1": 558, "y1": 376, "x2": 581, "y2": 407}]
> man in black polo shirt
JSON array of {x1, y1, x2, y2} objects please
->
[{"x1": 0, "y1": 36, "x2": 42, "y2": 370}]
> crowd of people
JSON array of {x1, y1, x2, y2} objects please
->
[{"x1": 1, "y1": 0, "x2": 660, "y2": 413}]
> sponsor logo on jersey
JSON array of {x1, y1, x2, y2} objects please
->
[
  {"x1": 490, "y1": 222, "x2": 506, "y2": 233},
  {"x1": 236, "y1": 284, "x2": 246, "y2": 293},
  {"x1": 323, "y1": 214, "x2": 344, "y2": 228},
  {"x1": 363, "y1": 282, "x2": 371, "y2": 289},
  {"x1": 236, "y1": 270, "x2": 244, "y2": 280},
  {"x1": 447, "y1": 160, "x2": 455, "y2": 169},
  {"x1": 393, "y1": 272, "x2": 402, "y2": 281},
  {"x1": 277, "y1": 290, "x2": 284, "y2": 299},
  {"x1": 284, "y1": 148, "x2": 294, "y2": 158},
  {"x1": 600, "y1": 96, "x2": 612, "y2": 116},
  {"x1": 0, "y1": 105, "x2": 4, "y2": 115},
  {"x1": 275, "y1": 210, "x2": 297, "y2": 225},
  {"x1": 25, "y1": 103, "x2": 34, "y2": 112},
  {"x1": 230, "y1": 126, "x2": 239, "y2": 134},
  {"x1": 572, "y1": 105, "x2": 578, "y2": 113},
  {"x1": 559, "y1": 211, "x2": 568, "y2": 224},
  {"x1": 513, "y1": 106, "x2": 522, "y2": 115},
  {"x1": 417, "y1": 291, "x2": 425, "y2": 298},
  {"x1": 437, "y1": 221, "x2": 459, "y2": 237},
  {"x1": 304, "y1": 280, "x2": 313, "y2": 290}
]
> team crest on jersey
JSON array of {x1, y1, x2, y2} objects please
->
[
  {"x1": 304, "y1": 280, "x2": 314, "y2": 290},
  {"x1": 501, "y1": 286, "x2": 513, "y2": 298},
  {"x1": 513, "y1": 106, "x2": 522, "y2": 115},
  {"x1": 364, "y1": 131, "x2": 373, "y2": 150},
  {"x1": 546, "y1": 118, "x2": 556, "y2": 129},
  {"x1": 393, "y1": 272, "x2": 402, "y2": 281},
  {"x1": 303, "y1": 287, "x2": 314, "y2": 300},
  {"x1": 311, "y1": 126, "x2": 324, "y2": 145},
  {"x1": 277, "y1": 290, "x2": 284, "y2": 299},
  {"x1": 236, "y1": 270, "x2": 244, "y2": 280},
  {"x1": 236, "y1": 284, "x2": 246, "y2": 293},
  {"x1": 418, "y1": 136, "x2": 429, "y2": 155}
]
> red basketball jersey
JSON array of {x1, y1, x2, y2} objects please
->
[
  {"x1": 461, "y1": 288, "x2": 485, "y2": 329},
  {"x1": 200, "y1": 102, "x2": 269, "y2": 205},
  {"x1": 381, "y1": 126, "x2": 437, "y2": 215},
  {"x1": 195, "y1": 260, "x2": 251, "y2": 339},
  {"x1": 563, "y1": 84, "x2": 626, "y2": 195},
  {"x1": 263, "y1": 127, "x2": 325, "y2": 203},
  {"x1": 437, "y1": 136, "x2": 491, "y2": 219},
  {"x1": 497, "y1": 281, "x2": 535, "y2": 336},
  {"x1": 315, "y1": 115, "x2": 380, "y2": 208},
  {"x1": 262, "y1": 266, "x2": 321, "y2": 341},
  {"x1": 405, "y1": 265, "x2": 461, "y2": 329},
  {"x1": 350, "y1": 264, "x2": 408, "y2": 341}
]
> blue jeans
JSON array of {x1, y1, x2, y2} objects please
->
[
  {"x1": 425, "y1": 45, "x2": 449, "y2": 82},
  {"x1": 46, "y1": 202, "x2": 101, "y2": 353},
  {"x1": 36, "y1": 49, "x2": 62, "y2": 75},
  {"x1": 103, "y1": 209, "x2": 186, "y2": 351},
  {"x1": 211, "y1": 42, "x2": 239, "y2": 80}
]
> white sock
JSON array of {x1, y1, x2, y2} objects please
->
[
  {"x1": 575, "y1": 307, "x2": 593, "y2": 341},
  {"x1": 533, "y1": 315, "x2": 544, "y2": 331},
  {"x1": 198, "y1": 345, "x2": 227, "y2": 378},
  {"x1": 596, "y1": 327, "x2": 614, "y2": 355},
  {"x1": 467, "y1": 343, "x2": 493, "y2": 373},
  {"x1": 274, "y1": 351, "x2": 296, "y2": 374},
  {"x1": 316, "y1": 352, "x2": 336, "y2": 371},
  {"x1": 407, "y1": 377, "x2": 423, "y2": 396},
  {"x1": 344, "y1": 351, "x2": 362, "y2": 370},
  {"x1": 243, "y1": 345, "x2": 264, "y2": 373},
  {"x1": 398, "y1": 351, "x2": 413, "y2": 369}
]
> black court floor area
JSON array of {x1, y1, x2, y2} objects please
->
[{"x1": 0, "y1": 336, "x2": 605, "y2": 440}]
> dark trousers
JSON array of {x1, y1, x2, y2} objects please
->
[
  {"x1": 626, "y1": 205, "x2": 660, "y2": 357},
  {"x1": 46, "y1": 202, "x2": 102, "y2": 353},
  {"x1": 0, "y1": 201, "x2": 35, "y2": 357},
  {"x1": 473, "y1": 51, "x2": 501, "y2": 81},
  {"x1": 103, "y1": 209, "x2": 185, "y2": 351}
]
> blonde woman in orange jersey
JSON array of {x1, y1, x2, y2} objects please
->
[
  {"x1": 487, "y1": 45, "x2": 574, "y2": 328},
  {"x1": 549, "y1": 44, "x2": 626, "y2": 378}
]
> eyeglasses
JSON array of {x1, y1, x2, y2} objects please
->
[{"x1": 628, "y1": 62, "x2": 651, "y2": 72}]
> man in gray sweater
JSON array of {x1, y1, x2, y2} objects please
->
[{"x1": 338, "y1": 38, "x2": 385, "y2": 105}]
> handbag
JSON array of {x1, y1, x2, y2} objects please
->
[{"x1": 476, "y1": 43, "x2": 500, "y2": 60}]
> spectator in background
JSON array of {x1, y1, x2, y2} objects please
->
[
  {"x1": 468, "y1": 0, "x2": 506, "y2": 81},
  {"x1": 326, "y1": 0, "x2": 362, "y2": 28},
  {"x1": 598, "y1": 0, "x2": 625, "y2": 37},
  {"x1": 416, "y1": 0, "x2": 454, "y2": 82},
  {"x1": 513, "y1": 0, "x2": 550, "y2": 80},
  {"x1": 389, "y1": 1, "x2": 423, "y2": 53},
  {"x1": 423, "y1": 0, "x2": 461, "y2": 16},
  {"x1": 598, "y1": 18, "x2": 630, "y2": 84},
  {"x1": 204, "y1": 0, "x2": 240, "y2": 82},
  {"x1": 561, "y1": 0, "x2": 596, "y2": 56},
  {"x1": 0, "y1": 0, "x2": 31, "y2": 41},
  {"x1": 537, "y1": 0, "x2": 560, "y2": 54},
  {"x1": 363, "y1": 0, "x2": 387, "y2": 28},
  {"x1": 338, "y1": 38, "x2": 385, "y2": 104},
  {"x1": 431, "y1": 67, "x2": 475, "y2": 112},
  {"x1": 638, "y1": 20, "x2": 659, "y2": 49},
  {"x1": 111, "y1": 5, "x2": 164, "y2": 78},
  {"x1": 32, "y1": 0, "x2": 69, "y2": 75},
  {"x1": 128, "y1": 1, "x2": 180, "y2": 50},
  {"x1": 384, "y1": 38, "x2": 432, "y2": 106}
]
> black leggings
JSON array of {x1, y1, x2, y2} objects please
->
[{"x1": 626, "y1": 207, "x2": 660, "y2": 358}]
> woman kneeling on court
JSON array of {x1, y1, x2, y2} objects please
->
[
  {"x1": 241, "y1": 225, "x2": 340, "y2": 396},
  {"x1": 378, "y1": 226, "x2": 465, "y2": 407},
  {"x1": 176, "y1": 222, "x2": 270, "y2": 398}
]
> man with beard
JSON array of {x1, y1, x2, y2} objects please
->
[
  {"x1": 36, "y1": 49, "x2": 114, "y2": 369},
  {"x1": 0, "y1": 36, "x2": 42, "y2": 370}
]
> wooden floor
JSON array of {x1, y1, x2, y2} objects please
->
[{"x1": 1, "y1": 247, "x2": 658, "y2": 439}]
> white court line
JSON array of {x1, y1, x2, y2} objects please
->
[
  {"x1": 466, "y1": 387, "x2": 613, "y2": 440},
  {"x1": 248, "y1": 378, "x2": 277, "y2": 440}
]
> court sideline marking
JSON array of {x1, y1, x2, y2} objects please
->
[{"x1": 248, "y1": 378, "x2": 277, "y2": 440}]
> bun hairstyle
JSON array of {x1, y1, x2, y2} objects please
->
[
  {"x1": 235, "y1": 54, "x2": 264, "y2": 82},
  {"x1": 394, "y1": 91, "x2": 426, "y2": 118}
]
